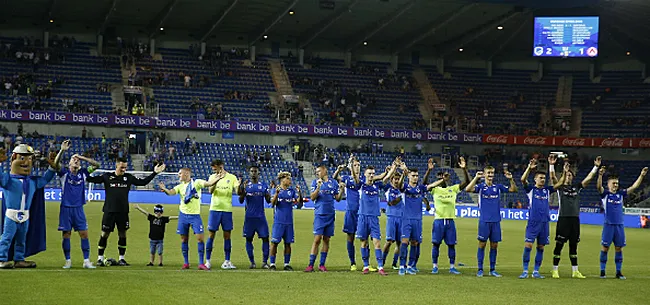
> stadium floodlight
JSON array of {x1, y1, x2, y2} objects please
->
[
  {"x1": 289, "y1": 10, "x2": 295, "y2": 15},
  {"x1": 458, "y1": 48, "x2": 464, "y2": 52},
  {"x1": 160, "y1": 27, "x2": 164, "y2": 31},
  {"x1": 363, "y1": 41, "x2": 368, "y2": 46},
  {"x1": 263, "y1": 35, "x2": 268, "y2": 39},
  {"x1": 497, "y1": 25, "x2": 503, "y2": 30}
]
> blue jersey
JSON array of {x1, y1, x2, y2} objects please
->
[
  {"x1": 58, "y1": 168, "x2": 90, "y2": 208},
  {"x1": 402, "y1": 184, "x2": 427, "y2": 220},
  {"x1": 524, "y1": 185, "x2": 554, "y2": 222},
  {"x1": 385, "y1": 185, "x2": 403, "y2": 217},
  {"x1": 475, "y1": 183, "x2": 509, "y2": 222},
  {"x1": 243, "y1": 182, "x2": 269, "y2": 219},
  {"x1": 274, "y1": 188, "x2": 298, "y2": 225},
  {"x1": 311, "y1": 179, "x2": 339, "y2": 215},
  {"x1": 342, "y1": 175, "x2": 361, "y2": 211},
  {"x1": 601, "y1": 189, "x2": 627, "y2": 225},
  {"x1": 359, "y1": 180, "x2": 384, "y2": 216}
]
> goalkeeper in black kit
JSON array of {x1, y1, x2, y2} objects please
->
[{"x1": 87, "y1": 157, "x2": 166, "y2": 266}]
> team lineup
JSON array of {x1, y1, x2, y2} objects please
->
[{"x1": 0, "y1": 142, "x2": 648, "y2": 280}]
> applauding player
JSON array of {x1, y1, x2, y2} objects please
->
[
  {"x1": 305, "y1": 165, "x2": 344, "y2": 272},
  {"x1": 382, "y1": 172, "x2": 405, "y2": 271},
  {"x1": 465, "y1": 166, "x2": 517, "y2": 277},
  {"x1": 332, "y1": 156, "x2": 361, "y2": 271},
  {"x1": 597, "y1": 165, "x2": 648, "y2": 279},
  {"x1": 397, "y1": 166, "x2": 431, "y2": 276},
  {"x1": 238, "y1": 165, "x2": 272, "y2": 269},
  {"x1": 427, "y1": 157, "x2": 470, "y2": 275},
  {"x1": 549, "y1": 156, "x2": 600, "y2": 279},
  {"x1": 518, "y1": 157, "x2": 554, "y2": 279},
  {"x1": 158, "y1": 168, "x2": 220, "y2": 270},
  {"x1": 269, "y1": 171, "x2": 303, "y2": 271}
]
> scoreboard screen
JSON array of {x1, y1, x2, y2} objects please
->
[{"x1": 533, "y1": 16, "x2": 599, "y2": 58}]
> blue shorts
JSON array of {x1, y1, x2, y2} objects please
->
[
  {"x1": 58, "y1": 206, "x2": 88, "y2": 232},
  {"x1": 477, "y1": 221, "x2": 502, "y2": 242},
  {"x1": 176, "y1": 212, "x2": 204, "y2": 235},
  {"x1": 343, "y1": 210, "x2": 358, "y2": 234},
  {"x1": 271, "y1": 223, "x2": 295, "y2": 244},
  {"x1": 313, "y1": 214, "x2": 335, "y2": 237},
  {"x1": 386, "y1": 216, "x2": 402, "y2": 242},
  {"x1": 432, "y1": 219, "x2": 457, "y2": 245},
  {"x1": 149, "y1": 239, "x2": 163, "y2": 255},
  {"x1": 208, "y1": 211, "x2": 233, "y2": 232},
  {"x1": 401, "y1": 219, "x2": 423, "y2": 243},
  {"x1": 601, "y1": 224, "x2": 626, "y2": 247},
  {"x1": 356, "y1": 215, "x2": 381, "y2": 241},
  {"x1": 524, "y1": 221, "x2": 550, "y2": 245},
  {"x1": 243, "y1": 217, "x2": 269, "y2": 238}
]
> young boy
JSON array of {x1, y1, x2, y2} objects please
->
[{"x1": 134, "y1": 204, "x2": 177, "y2": 266}]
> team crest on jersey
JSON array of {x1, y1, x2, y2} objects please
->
[
  {"x1": 123, "y1": 177, "x2": 127, "y2": 181},
  {"x1": 226, "y1": 180, "x2": 230, "y2": 183},
  {"x1": 448, "y1": 190, "x2": 452, "y2": 193},
  {"x1": 258, "y1": 185, "x2": 262, "y2": 190}
]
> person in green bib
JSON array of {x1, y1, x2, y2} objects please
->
[
  {"x1": 158, "y1": 168, "x2": 220, "y2": 270},
  {"x1": 425, "y1": 157, "x2": 470, "y2": 275}
]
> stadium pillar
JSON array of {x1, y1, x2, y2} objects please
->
[
  {"x1": 200, "y1": 42, "x2": 206, "y2": 56},
  {"x1": 97, "y1": 35, "x2": 103, "y2": 55},
  {"x1": 534, "y1": 62, "x2": 544, "y2": 81},
  {"x1": 642, "y1": 63, "x2": 647, "y2": 79},
  {"x1": 298, "y1": 48, "x2": 304, "y2": 66},
  {"x1": 250, "y1": 45, "x2": 256, "y2": 62},
  {"x1": 486, "y1": 61, "x2": 492, "y2": 77},
  {"x1": 436, "y1": 58, "x2": 444, "y2": 74},
  {"x1": 43, "y1": 31, "x2": 49, "y2": 49},
  {"x1": 589, "y1": 62, "x2": 601, "y2": 82},
  {"x1": 390, "y1": 55, "x2": 398, "y2": 71},
  {"x1": 150, "y1": 39, "x2": 156, "y2": 57},
  {"x1": 344, "y1": 51, "x2": 352, "y2": 68}
]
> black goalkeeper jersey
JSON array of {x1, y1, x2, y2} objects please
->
[{"x1": 87, "y1": 172, "x2": 158, "y2": 213}]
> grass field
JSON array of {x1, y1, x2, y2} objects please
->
[{"x1": 1, "y1": 202, "x2": 649, "y2": 304}]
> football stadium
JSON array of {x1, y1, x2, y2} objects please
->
[{"x1": 1, "y1": 0, "x2": 650, "y2": 304}]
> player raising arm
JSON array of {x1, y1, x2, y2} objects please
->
[
  {"x1": 597, "y1": 165, "x2": 648, "y2": 280},
  {"x1": 518, "y1": 158, "x2": 553, "y2": 279},
  {"x1": 427, "y1": 156, "x2": 470, "y2": 275},
  {"x1": 333, "y1": 155, "x2": 363, "y2": 271},
  {"x1": 465, "y1": 166, "x2": 517, "y2": 278},
  {"x1": 269, "y1": 171, "x2": 304, "y2": 271},
  {"x1": 549, "y1": 156, "x2": 600, "y2": 279},
  {"x1": 158, "y1": 168, "x2": 220, "y2": 270},
  {"x1": 382, "y1": 168, "x2": 406, "y2": 271},
  {"x1": 87, "y1": 158, "x2": 165, "y2": 267},
  {"x1": 205, "y1": 160, "x2": 239, "y2": 270}
]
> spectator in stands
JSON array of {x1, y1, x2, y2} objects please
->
[
  {"x1": 415, "y1": 141, "x2": 423, "y2": 155},
  {"x1": 81, "y1": 127, "x2": 87, "y2": 139},
  {"x1": 184, "y1": 74, "x2": 191, "y2": 88}
]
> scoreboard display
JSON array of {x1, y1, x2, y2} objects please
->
[{"x1": 533, "y1": 16, "x2": 600, "y2": 58}]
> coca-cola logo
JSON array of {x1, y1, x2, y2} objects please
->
[
  {"x1": 486, "y1": 135, "x2": 508, "y2": 144},
  {"x1": 562, "y1": 138, "x2": 586, "y2": 146},
  {"x1": 600, "y1": 138, "x2": 624, "y2": 147},
  {"x1": 523, "y1": 137, "x2": 548, "y2": 145},
  {"x1": 639, "y1": 139, "x2": 650, "y2": 147}
]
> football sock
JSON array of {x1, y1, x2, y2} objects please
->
[
  {"x1": 346, "y1": 240, "x2": 356, "y2": 265},
  {"x1": 262, "y1": 240, "x2": 270, "y2": 264},
  {"x1": 477, "y1": 247, "x2": 485, "y2": 271},
  {"x1": 375, "y1": 249, "x2": 384, "y2": 268},
  {"x1": 361, "y1": 247, "x2": 370, "y2": 267},
  {"x1": 615, "y1": 251, "x2": 623, "y2": 273},
  {"x1": 489, "y1": 248, "x2": 497, "y2": 271},
  {"x1": 600, "y1": 250, "x2": 608, "y2": 271},
  {"x1": 522, "y1": 247, "x2": 532, "y2": 271},
  {"x1": 118, "y1": 237, "x2": 126, "y2": 256},
  {"x1": 284, "y1": 254, "x2": 291, "y2": 265},
  {"x1": 62, "y1": 238, "x2": 71, "y2": 260},
  {"x1": 181, "y1": 241, "x2": 189, "y2": 265},
  {"x1": 319, "y1": 251, "x2": 328, "y2": 267},
  {"x1": 432, "y1": 243, "x2": 440, "y2": 265},
  {"x1": 245, "y1": 239, "x2": 255, "y2": 264},
  {"x1": 224, "y1": 239, "x2": 232, "y2": 261},
  {"x1": 448, "y1": 245, "x2": 456, "y2": 266},
  {"x1": 534, "y1": 248, "x2": 544, "y2": 272},
  {"x1": 198, "y1": 241, "x2": 205, "y2": 265},
  {"x1": 569, "y1": 242, "x2": 578, "y2": 267},
  {"x1": 206, "y1": 237, "x2": 214, "y2": 261},
  {"x1": 399, "y1": 243, "x2": 408, "y2": 267},
  {"x1": 308, "y1": 254, "x2": 316, "y2": 267},
  {"x1": 81, "y1": 238, "x2": 90, "y2": 260},
  {"x1": 408, "y1": 244, "x2": 417, "y2": 267},
  {"x1": 97, "y1": 235, "x2": 108, "y2": 256}
]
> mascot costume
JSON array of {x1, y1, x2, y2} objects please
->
[{"x1": 0, "y1": 142, "x2": 65, "y2": 268}]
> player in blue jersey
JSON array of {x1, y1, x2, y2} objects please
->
[
  {"x1": 305, "y1": 165, "x2": 344, "y2": 272},
  {"x1": 58, "y1": 150, "x2": 100, "y2": 269},
  {"x1": 397, "y1": 167, "x2": 431, "y2": 276},
  {"x1": 519, "y1": 157, "x2": 554, "y2": 279},
  {"x1": 238, "y1": 165, "x2": 272, "y2": 269},
  {"x1": 269, "y1": 171, "x2": 303, "y2": 271},
  {"x1": 357, "y1": 159, "x2": 398, "y2": 276},
  {"x1": 382, "y1": 172, "x2": 405, "y2": 270},
  {"x1": 332, "y1": 155, "x2": 362, "y2": 271},
  {"x1": 597, "y1": 165, "x2": 647, "y2": 280},
  {"x1": 465, "y1": 165, "x2": 518, "y2": 277}
]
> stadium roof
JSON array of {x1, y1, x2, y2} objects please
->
[{"x1": 2, "y1": 0, "x2": 650, "y2": 61}]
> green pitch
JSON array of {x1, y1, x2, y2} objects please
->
[{"x1": 1, "y1": 202, "x2": 648, "y2": 304}]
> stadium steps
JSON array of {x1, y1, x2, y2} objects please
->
[
  {"x1": 413, "y1": 68, "x2": 440, "y2": 122},
  {"x1": 111, "y1": 85, "x2": 126, "y2": 111},
  {"x1": 297, "y1": 160, "x2": 316, "y2": 187},
  {"x1": 268, "y1": 60, "x2": 294, "y2": 95}
]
